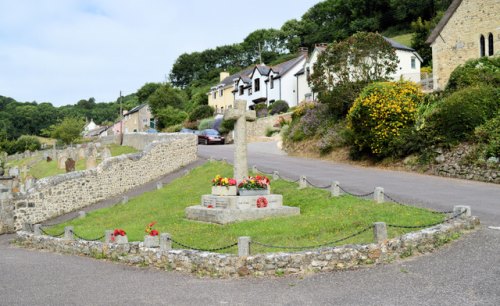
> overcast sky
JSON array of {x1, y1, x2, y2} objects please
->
[{"x1": 0, "y1": 0, "x2": 321, "y2": 106}]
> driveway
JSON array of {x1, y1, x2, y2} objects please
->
[{"x1": 0, "y1": 142, "x2": 499, "y2": 305}]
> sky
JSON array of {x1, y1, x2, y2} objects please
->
[{"x1": 0, "y1": 0, "x2": 321, "y2": 106}]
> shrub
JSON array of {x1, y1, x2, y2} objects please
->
[
  {"x1": 14, "y1": 135, "x2": 42, "y2": 152},
  {"x1": 198, "y1": 118, "x2": 215, "y2": 130},
  {"x1": 292, "y1": 102, "x2": 317, "y2": 120},
  {"x1": 156, "y1": 106, "x2": 188, "y2": 129},
  {"x1": 165, "y1": 124, "x2": 183, "y2": 133},
  {"x1": 269, "y1": 100, "x2": 289, "y2": 115},
  {"x1": 347, "y1": 81, "x2": 423, "y2": 158},
  {"x1": 428, "y1": 86, "x2": 499, "y2": 143},
  {"x1": 446, "y1": 56, "x2": 500, "y2": 92},
  {"x1": 475, "y1": 111, "x2": 500, "y2": 158},
  {"x1": 317, "y1": 122, "x2": 348, "y2": 155},
  {"x1": 254, "y1": 103, "x2": 268, "y2": 118},
  {"x1": 188, "y1": 105, "x2": 214, "y2": 122},
  {"x1": 300, "y1": 103, "x2": 328, "y2": 136}
]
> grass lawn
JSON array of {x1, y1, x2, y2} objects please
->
[
  {"x1": 390, "y1": 33, "x2": 414, "y2": 47},
  {"x1": 43, "y1": 161, "x2": 444, "y2": 254},
  {"x1": 108, "y1": 144, "x2": 138, "y2": 156}
]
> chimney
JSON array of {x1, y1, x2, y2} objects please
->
[
  {"x1": 220, "y1": 71, "x2": 230, "y2": 82},
  {"x1": 298, "y1": 47, "x2": 308, "y2": 57}
]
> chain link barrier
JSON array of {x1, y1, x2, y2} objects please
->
[
  {"x1": 387, "y1": 209, "x2": 467, "y2": 229},
  {"x1": 169, "y1": 238, "x2": 238, "y2": 252},
  {"x1": 385, "y1": 193, "x2": 454, "y2": 214},
  {"x1": 305, "y1": 178, "x2": 332, "y2": 189},
  {"x1": 39, "y1": 227, "x2": 65, "y2": 238},
  {"x1": 338, "y1": 185, "x2": 374, "y2": 197},
  {"x1": 70, "y1": 230, "x2": 105, "y2": 242},
  {"x1": 252, "y1": 226, "x2": 372, "y2": 250}
]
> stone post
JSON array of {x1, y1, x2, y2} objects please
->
[
  {"x1": 453, "y1": 205, "x2": 471, "y2": 219},
  {"x1": 160, "y1": 233, "x2": 172, "y2": 251},
  {"x1": 374, "y1": 187, "x2": 384, "y2": 203},
  {"x1": 238, "y1": 236, "x2": 251, "y2": 257},
  {"x1": 121, "y1": 196, "x2": 128, "y2": 204},
  {"x1": 373, "y1": 222, "x2": 387, "y2": 243},
  {"x1": 22, "y1": 222, "x2": 31, "y2": 232},
  {"x1": 272, "y1": 171, "x2": 279, "y2": 181},
  {"x1": 252, "y1": 165, "x2": 257, "y2": 173},
  {"x1": 78, "y1": 211, "x2": 86, "y2": 219},
  {"x1": 299, "y1": 176, "x2": 307, "y2": 189},
  {"x1": 104, "y1": 230, "x2": 114, "y2": 243},
  {"x1": 156, "y1": 182, "x2": 163, "y2": 190},
  {"x1": 330, "y1": 181, "x2": 340, "y2": 197},
  {"x1": 34, "y1": 224, "x2": 42, "y2": 236},
  {"x1": 64, "y1": 226, "x2": 74, "y2": 240}
]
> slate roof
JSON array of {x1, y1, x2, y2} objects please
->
[
  {"x1": 271, "y1": 54, "x2": 307, "y2": 75},
  {"x1": 126, "y1": 103, "x2": 147, "y2": 115},
  {"x1": 219, "y1": 68, "x2": 254, "y2": 87},
  {"x1": 426, "y1": 0, "x2": 463, "y2": 44}
]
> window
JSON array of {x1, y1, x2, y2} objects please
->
[
  {"x1": 254, "y1": 78, "x2": 260, "y2": 92},
  {"x1": 411, "y1": 57, "x2": 416, "y2": 69},
  {"x1": 212, "y1": 91, "x2": 216, "y2": 99},
  {"x1": 488, "y1": 33, "x2": 494, "y2": 56},
  {"x1": 248, "y1": 87, "x2": 253, "y2": 95},
  {"x1": 480, "y1": 35, "x2": 485, "y2": 57},
  {"x1": 239, "y1": 85, "x2": 244, "y2": 95},
  {"x1": 219, "y1": 88, "x2": 223, "y2": 96},
  {"x1": 270, "y1": 75, "x2": 274, "y2": 89}
]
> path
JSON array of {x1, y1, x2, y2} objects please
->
[{"x1": 0, "y1": 142, "x2": 499, "y2": 305}]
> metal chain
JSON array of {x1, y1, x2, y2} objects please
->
[
  {"x1": 251, "y1": 226, "x2": 372, "y2": 250},
  {"x1": 338, "y1": 185, "x2": 374, "y2": 197},
  {"x1": 276, "y1": 172, "x2": 300, "y2": 183},
  {"x1": 39, "y1": 227, "x2": 65, "y2": 238},
  {"x1": 70, "y1": 230, "x2": 105, "y2": 242},
  {"x1": 305, "y1": 178, "x2": 332, "y2": 189},
  {"x1": 169, "y1": 238, "x2": 238, "y2": 252},
  {"x1": 387, "y1": 209, "x2": 467, "y2": 229},
  {"x1": 385, "y1": 193, "x2": 454, "y2": 215}
]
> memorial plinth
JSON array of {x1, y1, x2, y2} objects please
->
[{"x1": 185, "y1": 194, "x2": 300, "y2": 224}]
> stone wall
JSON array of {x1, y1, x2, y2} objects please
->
[
  {"x1": 431, "y1": 0, "x2": 499, "y2": 90},
  {"x1": 14, "y1": 216, "x2": 479, "y2": 278},
  {"x1": 98, "y1": 133, "x2": 186, "y2": 151},
  {"x1": 0, "y1": 134, "x2": 197, "y2": 233},
  {"x1": 246, "y1": 113, "x2": 292, "y2": 139}
]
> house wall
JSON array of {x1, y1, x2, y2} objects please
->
[
  {"x1": 123, "y1": 106, "x2": 152, "y2": 133},
  {"x1": 208, "y1": 86, "x2": 234, "y2": 114},
  {"x1": 0, "y1": 134, "x2": 197, "y2": 233},
  {"x1": 391, "y1": 50, "x2": 421, "y2": 83},
  {"x1": 431, "y1": 0, "x2": 500, "y2": 90}
]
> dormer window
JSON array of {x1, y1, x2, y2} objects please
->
[
  {"x1": 212, "y1": 91, "x2": 217, "y2": 99},
  {"x1": 219, "y1": 88, "x2": 223, "y2": 96},
  {"x1": 254, "y1": 78, "x2": 260, "y2": 92}
]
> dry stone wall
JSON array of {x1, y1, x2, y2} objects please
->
[
  {"x1": 15, "y1": 216, "x2": 479, "y2": 278},
  {"x1": 0, "y1": 134, "x2": 197, "y2": 233},
  {"x1": 246, "y1": 113, "x2": 292, "y2": 139}
]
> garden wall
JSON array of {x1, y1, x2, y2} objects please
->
[
  {"x1": 98, "y1": 133, "x2": 186, "y2": 151},
  {"x1": 14, "y1": 216, "x2": 479, "y2": 278},
  {"x1": 0, "y1": 134, "x2": 197, "y2": 233},
  {"x1": 246, "y1": 113, "x2": 292, "y2": 139}
]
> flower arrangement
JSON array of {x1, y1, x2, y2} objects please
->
[
  {"x1": 110, "y1": 228, "x2": 126, "y2": 242},
  {"x1": 256, "y1": 197, "x2": 268, "y2": 208},
  {"x1": 238, "y1": 175, "x2": 270, "y2": 190},
  {"x1": 212, "y1": 175, "x2": 237, "y2": 187},
  {"x1": 145, "y1": 221, "x2": 159, "y2": 236}
]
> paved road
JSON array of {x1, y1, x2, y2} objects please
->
[{"x1": 1, "y1": 143, "x2": 499, "y2": 305}]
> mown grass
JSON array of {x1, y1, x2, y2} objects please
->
[
  {"x1": 390, "y1": 33, "x2": 414, "y2": 47},
  {"x1": 43, "y1": 161, "x2": 444, "y2": 254},
  {"x1": 108, "y1": 144, "x2": 138, "y2": 156}
]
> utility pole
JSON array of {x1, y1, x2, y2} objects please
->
[
  {"x1": 258, "y1": 42, "x2": 263, "y2": 65},
  {"x1": 119, "y1": 91, "x2": 124, "y2": 145}
]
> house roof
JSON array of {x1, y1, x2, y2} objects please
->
[
  {"x1": 426, "y1": 0, "x2": 463, "y2": 44},
  {"x1": 125, "y1": 103, "x2": 147, "y2": 115},
  {"x1": 383, "y1": 37, "x2": 415, "y2": 52},
  {"x1": 294, "y1": 67, "x2": 305, "y2": 76},
  {"x1": 271, "y1": 54, "x2": 307, "y2": 76},
  {"x1": 218, "y1": 68, "x2": 254, "y2": 87}
]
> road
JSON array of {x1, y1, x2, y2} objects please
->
[{"x1": 0, "y1": 142, "x2": 499, "y2": 305}]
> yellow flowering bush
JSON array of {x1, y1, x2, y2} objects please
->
[{"x1": 347, "y1": 81, "x2": 423, "y2": 157}]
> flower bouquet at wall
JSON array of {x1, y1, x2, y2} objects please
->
[
  {"x1": 211, "y1": 175, "x2": 237, "y2": 196},
  {"x1": 144, "y1": 221, "x2": 160, "y2": 248},
  {"x1": 238, "y1": 175, "x2": 271, "y2": 196},
  {"x1": 111, "y1": 228, "x2": 128, "y2": 244}
]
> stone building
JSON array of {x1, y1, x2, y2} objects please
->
[
  {"x1": 122, "y1": 104, "x2": 155, "y2": 133},
  {"x1": 427, "y1": 0, "x2": 500, "y2": 90}
]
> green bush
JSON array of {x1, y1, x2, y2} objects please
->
[
  {"x1": 447, "y1": 56, "x2": 500, "y2": 92},
  {"x1": 165, "y1": 124, "x2": 183, "y2": 133},
  {"x1": 188, "y1": 105, "x2": 214, "y2": 122},
  {"x1": 198, "y1": 118, "x2": 215, "y2": 130},
  {"x1": 254, "y1": 103, "x2": 268, "y2": 117},
  {"x1": 156, "y1": 106, "x2": 188, "y2": 129},
  {"x1": 218, "y1": 119, "x2": 235, "y2": 134},
  {"x1": 475, "y1": 110, "x2": 500, "y2": 158},
  {"x1": 428, "y1": 86, "x2": 499, "y2": 143},
  {"x1": 269, "y1": 100, "x2": 289, "y2": 115},
  {"x1": 13, "y1": 135, "x2": 42, "y2": 152}
]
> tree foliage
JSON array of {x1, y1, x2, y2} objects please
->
[
  {"x1": 147, "y1": 83, "x2": 187, "y2": 116},
  {"x1": 43, "y1": 117, "x2": 85, "y2": 145}
]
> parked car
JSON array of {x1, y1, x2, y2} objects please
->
[{"x1": 198, "y1": 129, "x2": 225, "y2": 145}]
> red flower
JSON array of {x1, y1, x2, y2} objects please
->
[
  {"x1": 228, "y1": 179, "x2": 237, "y2": 186},
  {"x1": 150, "y1": 229, "x2": 159, "y2": 236},
  {"x1": 148, "y1": 221, "x2": 156, "y2": 228},
  {"x1": 113, "y1": 229, "x2": 126, "y2": 236},
  {"x1": 256, "y1": 197, "x2": 268, "y2": 208},
  {"x1": 207, "y1": 204, "x2": 214, "y2": 208}
]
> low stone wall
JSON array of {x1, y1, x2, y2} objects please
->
[
  {"x1": 14, "y1": 216, "x2": 479, "y2": 278},
  {"x1": 247, "y1": 113, "x2": 292, "y2": 139},
  {"x1": 98, "y1": 133, "x2": 187, "y2": 151},
  {"x1": 0, "y1": 134, "x2": 197, "y2": 233}
]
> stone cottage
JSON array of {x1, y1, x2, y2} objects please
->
[{"x1": 426, "y1": 0, "x2": 500, "y2": 90}]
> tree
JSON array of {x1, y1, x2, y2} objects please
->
[
  {"x1": 148, "y1": 83, "x2": 187, "y2": 116},
  {"x1": 137, "y1": 83, "x2": 161, "y2": 103},
  {"x1": 156, "y1": 106, "x2": 188, "y2": 129},
  {"x1": 411, "y1": 13, "x2": 443, "y2": 66},
  {"x1": 43, "y1": 117, "x2": 85, "y2": 145},
  {"x1": 310, "y1": 32, "x2": 398, "y2": 117}
]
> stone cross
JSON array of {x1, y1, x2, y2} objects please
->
[{"x1": 223, "y1": 100, "x2": 256, "y2": 181}]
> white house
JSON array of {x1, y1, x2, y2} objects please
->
[{"x1": 295, "y1": 38, "x2": 423, "y2": 102}]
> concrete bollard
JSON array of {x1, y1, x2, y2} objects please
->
[
  {"x1": 374, "y1": 187, "x2": 384, "y2": 203},
  {"x1": 252, "y1": 165, "x2": 258, "y2": 173},
  {"x1": 121, "y1": 196, "x2": 128, "y2": 204},
  {"x1": 238, "y1": 236, "x2": 251, "y2": 257},
  {"x1": 299, "y1": 176, "x2": 307, "y2": 189},
  {"x1": 453, "y1": 205, "x2": 471, "y2": 219},
  {"x1": 272, "y1": 171, "x2": 279, "y2": 181},
  {"x1": 160, "y1": 233, "x2": 172, "y2": 251},
  {"x1": 156, "y1": 182, "x2": 163, "y2": 190},
  {"x1": 34, "y1": 224, "x2": 42, "y2": 236},
  {"x1": 64, "y1": 226, "x2": 74, "y2": 240},
  {"x1": 209, "y1": 156, "x2": 214, "y2": 162},
  {"x1": 22, "y1": 222, "x2": 31, "y2": 232},
  {"x1": 331, "y1": 181, "x2": 340, "y2": 197},
  {"x1": 222, "y1": 158, "x2": 227, "y2": 163},
  {"x1": 78, "y1": 211, "x2": 86, "y2": 219},
  {"x1": 373, "y1": 222, "x2": 387, "y2": 243},
  {"x1": 104, "y1": 230, "x2": 113, "y2": 243}
]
